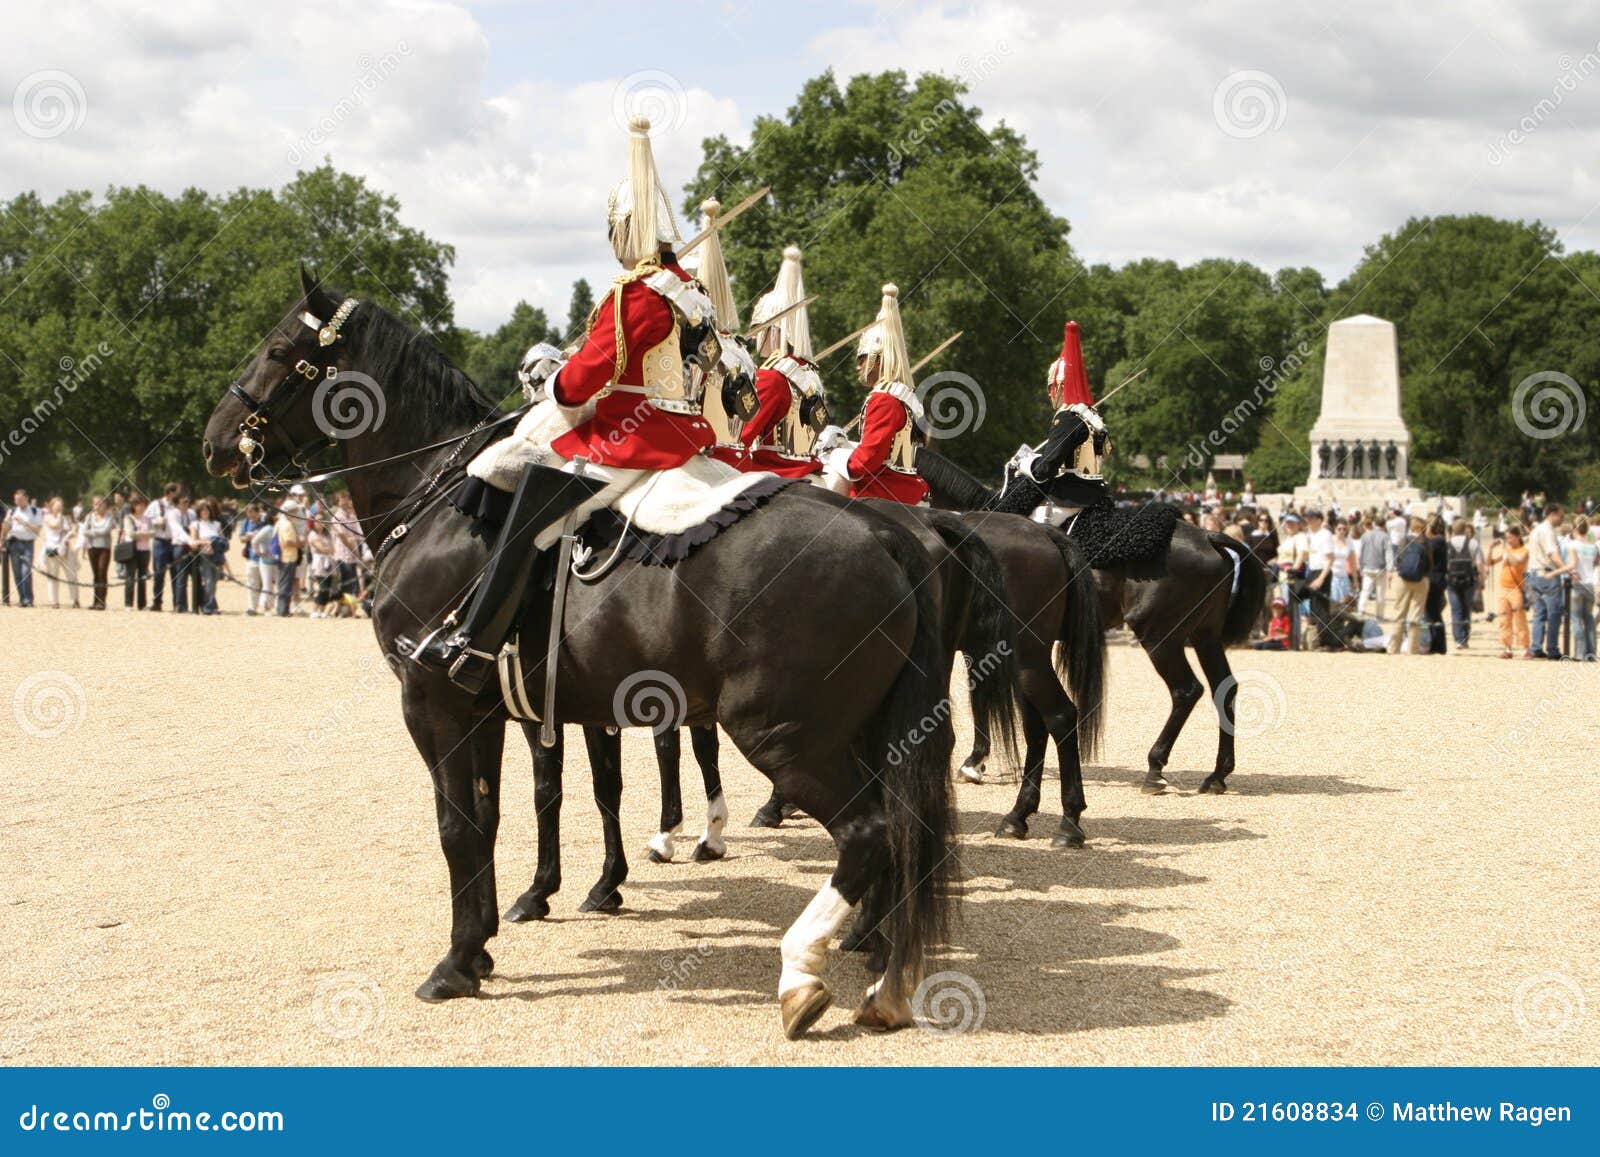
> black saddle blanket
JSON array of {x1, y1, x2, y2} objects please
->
[{"x1": 1065, "y1": 499, "x2": 1182, "y2": 570}]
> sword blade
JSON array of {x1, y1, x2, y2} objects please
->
[
  {"x1": 814, "y1": 321, "x2": 876, "y2": 361},
  {"x1": 742, "y1": 294, "x2": 817, "y2": 339},
  {"x1": 911, "y1": 331, "x2": 963, "y2": 374},
  {"x1": 679, "y1": 185, "x2": 772, "y2": 255}
]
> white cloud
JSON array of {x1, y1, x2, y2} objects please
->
[{"x1": 5, "y1": 0, "x2": 1599, "y2": 337}]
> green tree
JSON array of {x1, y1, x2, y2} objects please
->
[
  {"x1": 0, "y1": 167, "x2": 459, "y2": 498},
  {"x1": 564, "y1": 278, "x2": 595, "y2": 341},
  {"x1": 683, "y1": 70, "x2": 1079, "y2": 471},
  {"x1": 463, "y1": 301, "x2": 560, "y2": 406}
]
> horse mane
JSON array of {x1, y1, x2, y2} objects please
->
[
  {"x1": 915, "y1": 448, "x2": 1000, "y2": 510},
  {"x1": 343, "y1": 297, "x2": 497, "y2": 427}
]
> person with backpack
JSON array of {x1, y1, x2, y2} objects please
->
[
  {"x1": 1445, "y1": 518, "x2": 1481, "y2": 649},
  {"x1": 1388, "y1": 516, "x2": 1431, "y2": 654}
]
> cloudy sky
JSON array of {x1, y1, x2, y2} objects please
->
[{"x1": 5, "y1": 0, "x2": 1599, "y2": 331}]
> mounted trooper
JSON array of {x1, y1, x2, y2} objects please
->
[
  {"x1": 815, "y1": 284, "x2": 930, "y2": 505},
  {"x1": 413, "y1": 115, "x2": 726, "y2": 689},
  {"x1": 737, "y1": 245, "x2": 827, "y2": 477},
  {"x1": 1011, "y1": 319, "x2": 1110, "y2": 517},
  {"x1": 689, "y1": 196, "x2": 760, "y2": 466}
]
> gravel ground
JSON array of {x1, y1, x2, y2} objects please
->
[{"x1": 2, "y1": 574, "x2": 1595, "y2": 1066}]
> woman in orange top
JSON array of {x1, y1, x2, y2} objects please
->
[{"x1": 1490, "y1": 526, "x2": 1529, "y2": 658}]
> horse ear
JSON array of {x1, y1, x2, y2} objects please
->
[{"x1": 299, "y1": 262, "x2": 319, "y2": 299}]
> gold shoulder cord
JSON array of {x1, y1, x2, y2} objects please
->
[{"x1": 594, "y1": 256, "x2": 664, "y2": 381}]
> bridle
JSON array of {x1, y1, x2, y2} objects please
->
[
  {"x1": 228, "y1": 297, "x2": 362, "y2": 488},
  {"x1": 223, "y1": 292, "x2": 527, "y2": 568}
]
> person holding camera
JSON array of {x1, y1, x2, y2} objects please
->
[{"x1": 5, "y1": 488, "x2": 42, "y2": 607}]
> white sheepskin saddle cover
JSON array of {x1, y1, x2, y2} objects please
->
[{"x1": 467, "y1": 397, "x2": 771, "y2": 536}]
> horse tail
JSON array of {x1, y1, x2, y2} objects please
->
[
  {"x1": 1213, "y1": 534, "x2": 1267, "y2": 647},
  {"x1": 923, "y1": 511, "x2": 1021, "y2": 766},
  {"x1": 864, "y1": 520, "x2": 960, "y2": 997},
  {"x1": 1043, "y1": 527, "x2": 1107, "y2": 761}
]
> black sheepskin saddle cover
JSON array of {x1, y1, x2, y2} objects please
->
[
  {"x1": 450, "y1": 471, "x2": 796, "y2": 567},
  {"x1": 1065, "y1": 499, "x2": 1181, "y2": 570}
]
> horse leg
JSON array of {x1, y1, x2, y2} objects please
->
[
  {"x1": 1141, "y1": 637, "x2": 1205, "y2": 794},
  {"x1": 505, "y1": 722, "x2": 561, "y2": 922},
  {"x1": 407, "y1": 701, "x2": 504, "y2": 1001},
  {"x1": 579, "y1": 724, "x2": 627, "y2": 912},
  {"x1": 648, "y1": 728, "x2": 685, "y2": 863},
  {"x1": 995, "y1": 699, "x2": 1048, "y2": 839},
  {"x1": 688, "y1": 725, "x2": 728, "y2": 861},
  {"x1": 959, "y1": 713, "x2": 991, "y2": 784},
  {"x1": 1194, "y1": 640, "x2": 1237, "y2": 795},
  {"x1": 1038, "y1": 681, "x2": 1087, "y2": 849},
  {"x1": 771, "y1": 764, "x2": 893, "y2": 1039},
  {"x1": 750, "y1": 786, "x2": 787, "y2": 828}
]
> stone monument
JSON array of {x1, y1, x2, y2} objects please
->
[{"x1": 1294, "y1": 313, "x2": 1421, "y2": 508}]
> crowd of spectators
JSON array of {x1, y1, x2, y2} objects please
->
[
  {"x1": 2, "y1": 483, "x2": 370, "y2": 618},
  {"x1": 1182, "y1": 486, "x2": 1598, "y2": 661}
]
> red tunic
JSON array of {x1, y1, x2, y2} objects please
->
[
  {"x1": 551, "y1": 262, "x2": 715, "y2": 469},
  {"x1": 732, "y1": 364, "x2": 823, "y2": 477},
  {"x1": 847, "y1": 390, "x2": 929, "y2": 504}
]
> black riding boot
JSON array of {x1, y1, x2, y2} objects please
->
[{"x1": 410, "y1": 462, "x2": 607, "y2": 694}]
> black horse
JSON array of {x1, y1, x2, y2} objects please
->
[
  {"x1": 202, "y1": 271, "x2": 1022, "y2": 1038},
  {"x1": 748, "y1": 506, "x2": 1106, "y2": 847},
  {"x1": 917, "y1": 449, "x2": 1268, "y2": 794}
]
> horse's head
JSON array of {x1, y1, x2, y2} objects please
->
[{"x1": 202, "y1": 266, "x2": 367, "y2": 488}]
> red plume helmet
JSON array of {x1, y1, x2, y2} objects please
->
[{"x1": 1047, "y1": 320, "x2": 1095, "y2": 409}]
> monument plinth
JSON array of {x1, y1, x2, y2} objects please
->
[{"x1": 1293, "y1": 314, "x2": 1421, "y2": 508}]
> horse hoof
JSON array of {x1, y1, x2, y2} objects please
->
[
  {"x1": 646, "y1": 848, "x2": 671, "y2": 864},
  {"x1": 1141, "y1": 773, "x2": 1169, "y2": 795},
  {"x1": 994, "y1": 818, "x2": 1028, "y2": 839},
  {"x1": 749, "y1": 809, "x2": 783, "y2": 829},
  {"x1": 1198, "y1": 774, "x2": 1228, "y2": 795},
  {"x1": 780, "y1": 981, "x2": 833, "y2": 1040},
  {"x1": 1051, "y1": 821, "x2": 1086, "y2": 849},
  {"x1": 691, "y1": 840, "x2": 725, "y2": 862},
  {"x1": 957, "y1": 763, "x2": 985, "y2": 785},
  {"x1": 472, "y1": 949, "x2": 495, "y2": 979},
  {"x1": 852, "y1": 988, "x2": 914, "y2": 1032},
  {"x1": 415, "y1": 964, "x2": 480, "y2": 1002},
  {"x1": 579, "y1": 888, "x2": 623, "y2": 913},
  {"x1": 503, "y1": 894, "x2": 550, "y2": 923}
]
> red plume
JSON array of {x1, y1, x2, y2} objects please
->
[{"x1": 1048, "y1": 320, "x2": 1095, "y2": 408}]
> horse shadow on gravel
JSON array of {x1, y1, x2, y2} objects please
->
[
  {"x1": 487, "y1": 859, "x2": 1232, "y2": 1037},
  {"x1": 1083, "y1": 765, "x2": 1398, "y2": 796}
]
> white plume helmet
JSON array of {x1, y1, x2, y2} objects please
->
[
  {"x1": 751, "y1": 245, "x2": 812, "y2": 358},
  {"x1": 606, "y1": 116, "x2": 681, "y2": 267},
  {"x1": 694, "y1": 197, "x2": 739, "y2": 328},
  {"x1": 857, "y1": 283, "x2": 913, "y2": 388}
]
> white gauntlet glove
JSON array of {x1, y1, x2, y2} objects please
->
[
  {"x1": 517, "y1": 342, "x2": 567, "y2": 402},
  {"x1": 812, "y1": 424, "x2": 849, "y2": 457},
  {"x1": 822, "y1": 445, "x2": 858, "y2": 482}
]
